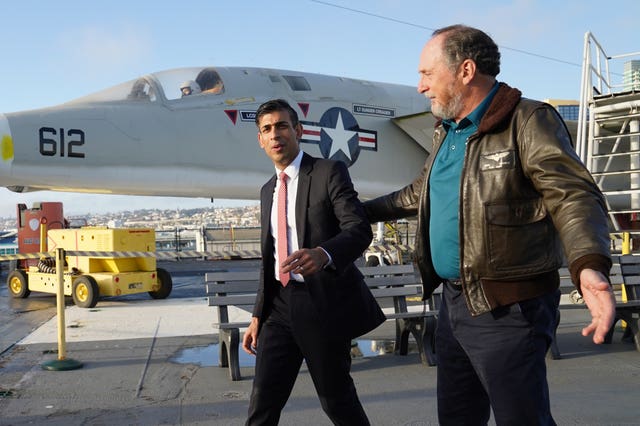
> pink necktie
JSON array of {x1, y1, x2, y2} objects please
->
[{"x1": 277, "y1": 172, "x2": 290, "y2": 286}]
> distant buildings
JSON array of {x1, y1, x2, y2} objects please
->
[
  {"x1": 544, "y1": 99, "x2": 581, "y2": 122},
  {"x1": 623, "y1": 60, "x2": 640, "y2": 91},
  {"x1": 543, "y1": 60, "x2": 640, "y2": 123},
  {"x1": 0, "y1": 204, "x2": 261, "y2": 232}
]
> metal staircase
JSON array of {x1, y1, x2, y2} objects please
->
[{"x1": 576, "y1": 32, "x2": 640, "y2": 232}]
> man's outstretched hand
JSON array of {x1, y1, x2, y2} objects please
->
[{"x1": 579, "y1": 268, "x2": 616, "y2": 344}]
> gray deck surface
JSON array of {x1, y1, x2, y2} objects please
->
[{"x1": 1, "y1": 260, "x2": 638, "y2": 425}]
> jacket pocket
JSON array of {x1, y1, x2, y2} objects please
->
[{"x1": 485, "y1": 198, "x2": 556, "y2": 272}]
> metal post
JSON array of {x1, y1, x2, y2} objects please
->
[
  {"x1": 41, "y1": 248, "x2": 83, "y2": 371},
  {"x1": 39, "y1": 218, "x2": 48, "y2": 253},
  {"x1": 630, "y1": 120, "x2": 640, "y2": 209},
  {"x1": 621, "y1": 233, "x2": 630, "y2": 329},
  {"x1": 376, "y1": 222, "x2": 384, "y2": 243},
  {"x1": 55, "y1": 248, "x2": 66, "y2": 359},
  {"x1": 622, "y1": 232, "x2": 631, "y2": 255}
]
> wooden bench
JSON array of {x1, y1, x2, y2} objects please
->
[
  {"x1": 549, "y1": 256, "x2": 640, "y2": 359},
  {"x1": 205, "y1": 270, "x2": 259, "y2": 381},
  {"x1": 205, "y1": 264, "x2": 438, "y2": 381},
  {"x1": 614, "y1": 255, "x2": 640, "y2": 352},
  {"x1": 358, "y1": 265, "x2": 439, "y2": 367}
]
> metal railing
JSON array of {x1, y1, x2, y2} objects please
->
[{"x1": 577, "y1": 31, "x2": 640, "y2": 164}]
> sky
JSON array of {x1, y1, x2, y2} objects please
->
[{"x1": 0, "y1": 0, "x2": 638, "y2": 219}]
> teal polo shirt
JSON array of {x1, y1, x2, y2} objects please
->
[{"x1": 429, "y1": 83, "x2": 499, "y2": 279}]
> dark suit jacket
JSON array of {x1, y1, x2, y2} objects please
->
[{"x1": 253, "y1": 153, "x2": 386, "y2": 340}]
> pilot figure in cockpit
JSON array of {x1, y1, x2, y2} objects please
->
[{"x1": 180, "y1": 80, "x2": 201, "y2": 97}]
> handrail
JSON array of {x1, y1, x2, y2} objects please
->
[{"x1": 577, "y1": 32, "x2": 640, "y2": 165}]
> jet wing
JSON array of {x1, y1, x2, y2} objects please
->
[{"x1": 392, "y1": 111, "x2": 437, "y2": 154}]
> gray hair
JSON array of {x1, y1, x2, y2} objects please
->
[{"x1": 433, "y1": 24, "x2": 501, "y2": 77}]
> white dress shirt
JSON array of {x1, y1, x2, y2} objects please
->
[{"x1": 271, "y1": 150, "x2": 304, "y2": 282}]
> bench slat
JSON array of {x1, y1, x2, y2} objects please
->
[
  {"x1": 618, "y1": 254, "x2": 639, "y2": 265},
  {"x1": 359, "y1": 264, "x2": 415, "y2": 276},
  {"x1": 365, "y1": 275, "x2": 418, "y2": 287},
  {"x1": 622, "y1": 276, "x2": 640, "y2": 285},
  {"x1": 616, "y1": 300, "x2": 640, "y2": 308},
  {"x1": 369, "y1": 286, "x2": 421, "y2": 298},
  {"x1": 208, "y1": 294, "x2": 257, "y2": 306},
  {"x1": 206, "y1": 282, "x2": 259, "y2": 294},
  {"x1": 619, "y1": 265, "x2": 640, "y2": 275},
  {"x1": 218, "y1": 322, "x2": 252, "y2": 328},
  {"x1": 206, "y1": 271, "x2": 259, "y2": 281},
  {"x1": 386, "y1": 311, "x2": 435, "y2": 319}
]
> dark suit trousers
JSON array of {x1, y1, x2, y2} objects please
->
[
  {"x1": 246, "y1": 281, "x2": 369, "y2": 426},
  {"x1": 436, "y1": 282, "x2": 559, "y2": 426}
]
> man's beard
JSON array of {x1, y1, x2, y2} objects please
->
[{"x1": 429, "y1": 82, "x2": 463, "y2": 120}]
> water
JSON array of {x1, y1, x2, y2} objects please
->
[{"x1": 171, "y1": 339, "x2": 400, "y2": 367}]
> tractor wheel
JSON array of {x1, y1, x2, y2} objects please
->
[
  {"x1": 149, "y1": 267, "x2": 172, "y2": 299},
  {"x1": 7, "y1": 269, "x2": 30, "y2": 298},
  {"x1": 72, "y1": 276, "x2": 99, "y2": 308}
]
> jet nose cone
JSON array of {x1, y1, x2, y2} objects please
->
[{"x1": 1, "y1": 113, "x2": 14, "y2": 165}]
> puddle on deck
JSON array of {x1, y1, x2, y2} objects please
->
[{"x1": 171, "y1": 339, "x2": 411, "y2": 367}]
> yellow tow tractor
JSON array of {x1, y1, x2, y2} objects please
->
[{"x1": 7, "y1": 227, "x2": 172, "y2": 308}]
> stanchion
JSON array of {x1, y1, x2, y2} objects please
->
[
  {"x1": 39, "y1": 217, "x2": 47, "y2": 253},
  {"x1": 619, "y1": 232, "x2": 630, "y2": 330},
  {"x1": 41, "y1": 247, "x2": 83, "y2": 371},
  {"x1": 622, "y1": 232, "x2": 630, "y2": 302},
  {"x1": 622, "y1": 231, "x2": 631, "y2": 256}
]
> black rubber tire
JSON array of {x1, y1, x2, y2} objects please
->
[
  {"x1": 149, "y1": 267, "x2": 172, "y2": 299},
  {"x1": 72, "y1": 275, "x2": 99, "y2": 308},
  {"x1": 7, "y1": 269, "x2": 30, "y2": 298}
]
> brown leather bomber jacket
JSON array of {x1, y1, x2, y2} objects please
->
[{"x1": 364, "y1": 83, "x2": 612, "y2": 316}]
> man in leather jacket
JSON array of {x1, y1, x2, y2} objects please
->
[{"x1": 364, "y1": 24, "x2": 616, "y2": 425}]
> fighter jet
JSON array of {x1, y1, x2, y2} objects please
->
[{"x1": 0, "y1": 66, "x2": 434, "y2": 201}]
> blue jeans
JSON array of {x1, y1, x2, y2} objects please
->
[{"x1": 436, "y1": 282, "x2": 559, "y2": 426}]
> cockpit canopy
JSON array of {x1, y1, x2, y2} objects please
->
[{"x1": 66, "y1": 67, "x2": 225, "y2": 104}]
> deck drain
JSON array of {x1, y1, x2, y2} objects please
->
[{"x1": 0, "y1": 389, "x2": 15, "y2": 398}]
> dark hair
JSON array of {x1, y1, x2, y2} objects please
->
[
  {"x1": 433, "y1": 24, "x2": 500, "y2": 77},
  {"x1": 254, "y1": 99, "x2": 299, "y2": 127},
  {"x1": 195, "y1": 68, "x2": 222, "y2": 91}
]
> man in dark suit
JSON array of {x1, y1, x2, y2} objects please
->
[{"x1": 242, "y1": 99, "x2": 385, "y2": 425}]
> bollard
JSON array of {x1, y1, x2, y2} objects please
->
[{"x1": 41, "y1": 248, "x2": 83, "y2": 371}]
